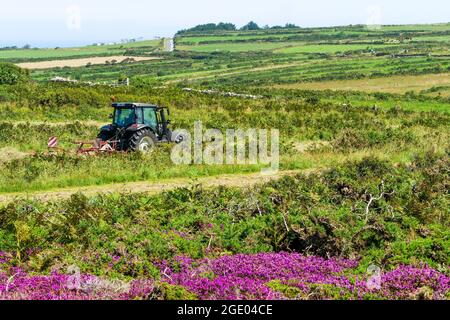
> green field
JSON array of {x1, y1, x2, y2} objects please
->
[
  {"x1": 275, "y1": 43, "x2": 396, "y2": 53},
  {"x1": 177, "y1": 41, "x2": 298, "y2": 52},
  {"x1": 15, "y1": 23, "x2": 448, "y2": 91},
  {"x1": 0, "y1": 40, "x2": 161, "y2": 62}
]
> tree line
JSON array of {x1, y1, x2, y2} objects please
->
[{"x1": 177, "y1": 22, "x2": 300, "y2": 34}]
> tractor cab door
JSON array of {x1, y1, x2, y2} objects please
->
[
  {"x1": 157, "y1": 108, "x2": 170, "y2": 138},
  {"x1": 141, "y1": 108, "x2": 158, "y2": 134}
]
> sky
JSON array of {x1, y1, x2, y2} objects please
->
[{"x1": 1, "y1": 0, "x2": 449, "y2": 47}]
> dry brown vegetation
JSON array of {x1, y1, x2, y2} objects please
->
[
  {"x1": 16, "y1": 56, "x2": 161, "y2": 70},
  {"x1": 273, "y1": 73, "x2": 450, "y2": 96}
]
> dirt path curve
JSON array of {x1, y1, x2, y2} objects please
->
[{"x1": 0, "y1": 169, "x2": 315, "y2": 203}]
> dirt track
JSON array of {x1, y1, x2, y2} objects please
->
[{"x1": 0, "y1": 170, "x2": 312, "y2": 203}]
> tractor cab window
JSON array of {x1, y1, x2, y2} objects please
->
[
  {"x1": 136, "y1": 108, "x2": 143, "y2": 124},
  {"x1": 114, "y1": 108, "x2": 135, "y2": 127},
  {"x1": 143, "y1": 108, "x2": 157, "y2": 129}
]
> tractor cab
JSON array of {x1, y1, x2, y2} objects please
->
[
  {"x1": 111, "y1": 103, "x2": 171, "y2": 137},
  {"x1": 98, "y1": 102, "x2": 175, "y2": 152}
]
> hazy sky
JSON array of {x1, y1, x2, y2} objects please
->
[{"x1": 1, "y1": 0, "x2": 449, "y2": 47}]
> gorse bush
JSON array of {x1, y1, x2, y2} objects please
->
[
  {"x1": 332, "y1": 128, "x2": 416, "y2": 151},
  {"x1": 0, "y1": 63, "x2": 30, "y2": 85}
]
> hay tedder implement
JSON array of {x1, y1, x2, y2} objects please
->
[
  {"x1": 48, "y1": 102, "x2": 183, "y2": 155},
  {"x1": 74, "y1": 139, "x2": 119, "y2": 155}
]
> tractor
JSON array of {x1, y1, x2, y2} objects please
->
[{"x1": 94, "y1": 102, "x2": 181, "y2": 153}]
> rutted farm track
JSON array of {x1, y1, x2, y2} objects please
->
[{"x1": 0, "y1": 169, "x2": 311, "y2": 203}]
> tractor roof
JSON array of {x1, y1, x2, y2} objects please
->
[{"x1": 112, "y1": 102, "x2": 158, "y2": 108}]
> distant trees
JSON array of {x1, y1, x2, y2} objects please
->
[
  {"x1": 239, "y1": 21, "x2": 299, "y2": 30},
  {"x1": 177, "y1": 22, "x2": 237, "y2": 34},
  {"x1": 216, "y1": 22, "x2": 236, "y2": 31},
  {"x1": 0, "y1": 46, "x2": 18, "y2": 51},
  {"x1": 284, "y1": 23, "x2": 299, "y2": 29},
  {"x1": 0, "y1": 63, "x2": 30, "y2": 85},
  {"x1": 177, "y1": 21, "x2": 300, "y2": 34},
  {"x1": 269, "y1": 23, "x2": 300, "y2": 29},
  {"x1": 240, "y1": 21, "x2": 260, "y2": 31}
]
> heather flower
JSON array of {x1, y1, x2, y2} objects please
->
[
  {"x1": 0, "y1": 252, "x2": 448, "y2": 300},
  {"x1": 0, "y1": 266, "x2": 155, "y2": 300},
  {"x1": 159, "y1": 253, "x2": 449, "y2": 300}
]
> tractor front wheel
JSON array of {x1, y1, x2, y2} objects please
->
[{"x1": 128, "y1": 129, "x2": 157, "y2": 153}]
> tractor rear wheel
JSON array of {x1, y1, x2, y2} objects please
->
[{"x1": 128, "y1": 129, "x2": 157, "y2": 153}]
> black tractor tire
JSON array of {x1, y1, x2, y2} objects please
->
[{"x1": 128, "y1": 129, "x2": 157, "y2": 153}]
